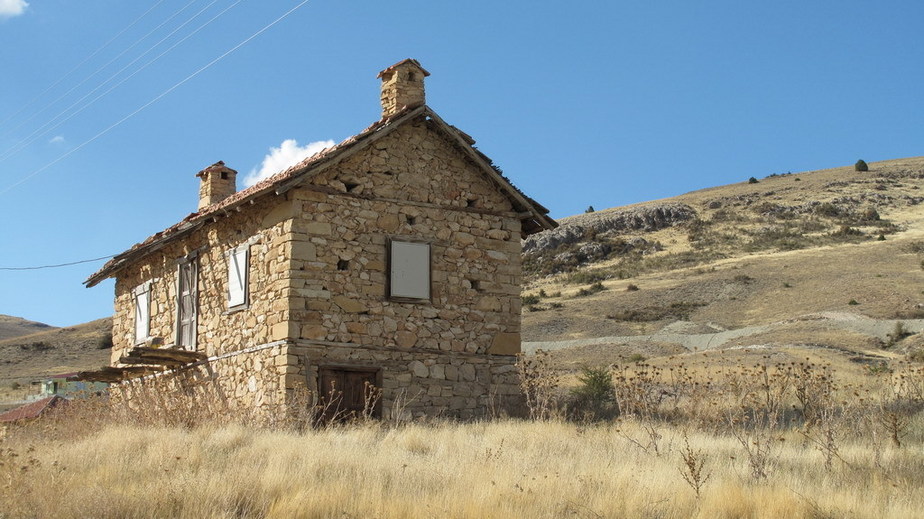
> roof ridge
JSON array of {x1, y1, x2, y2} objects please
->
[{"x1": 85, "y1": 105, "x2": 555, "y2": 287}]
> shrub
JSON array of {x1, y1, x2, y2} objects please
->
[
  {"x1": 568, "y1": 367, "x2": 619, "y2": 422},
  {"x1": 748, "y1": 177, "x2": 759, "y2": 184},
  {"x1": 627, "y1": 353, "x2": 647, "y2": 363},
  {"x1": 861, "y1": 207, "x2": 881, "y2": 221},
  {"x1": 848, "y1": 299, "x2": 860, "y2": 306},
  {"x1": 521, "y1": 294, "x2": 540, "y2": 306},
  {"x1": 575, "y1": 282, "x2": 607, "y2": 297},
  {"x1": 626, "y1": 284, "x2": 640, "y2": 292},
  {"x1": 567, "y1": 270, "x2": 609, "y2": 285},
  {"x1": 885, "y1": 321, "x2": 914, "y2": 348},
  {"x1": 855, "y1": 159, "x2": 869, "y2": 172},
  {"x1": 21, "y1": 341, "x2": 51, "y2": 351},
  {"x1": 586, "y1": 205, "x2": 595, "y2": 213},
  {"x1": 97, "y1": 333, "x2": 113, "y2": 350},
  {"x1": 814, "y1": 203, "x2": 841, "y2": 217},
  {"x1": 831, "y1": 225, "x2": 863, "y2": 237},
  {"x1": 607, "y1": 302, "x2": 705, "y2": 322}
]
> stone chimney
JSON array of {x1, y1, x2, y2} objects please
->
[
  {"x1": 196, "y1": 161, "x2": 237, "y2": 210},
  {"x1": 377, "y1": 59, "x2": 430, "y2": 118}
]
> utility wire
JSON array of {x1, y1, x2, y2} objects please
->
[
  {"x1": 0, "y1": 0, "x2": 312, "y2": 196},
  {"x1": 0, "y1": 0, "x2": 206, "y2": 159},
  {"x1": 0, "y1": 255, "x2": 115, "y2": 271},
  {"x1": 0, "y1": 0, "x2": 168, "y2": 132},
  {"x1": 0, "y1": 0, "x2": 196, "y2": 142},
  {"x1": 0, "y1": 0, "x2": 228, "y2": 164}
]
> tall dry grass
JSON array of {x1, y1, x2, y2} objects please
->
[
  {"x1": 1, "y1": 357, "x2": 923, "y2": 518},
  {"x1": 2, "y1": 417, "x2": 923, "y2": 517}
]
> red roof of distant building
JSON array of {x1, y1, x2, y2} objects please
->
[{"x1": 0, "y1": 395, "x2": 67, "y2": 423}]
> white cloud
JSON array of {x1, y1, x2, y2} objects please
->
[
  {"x1": 49, "y1": 135, "x2": 65, "y2": 145},
  {"x1": 0, "y1": 0, "x2": 28, "y2": 19},
  {"x1": 244, "y1": 139, "x2": 335, "y2": 187}
]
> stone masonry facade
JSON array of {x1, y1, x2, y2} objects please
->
[{"x1": 91, "y1": 59, "x2": 555, "y2": 420}]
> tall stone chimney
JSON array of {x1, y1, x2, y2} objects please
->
[
  {"x1": 377, "y1": 59, "x2": 430, "y2": 118},
  {"x1": 196, "y1": 161, "x2": 237, "y2": 210}
]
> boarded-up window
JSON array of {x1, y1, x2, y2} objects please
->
[
  {"x1": 133, "y1": 282, "x2": 151, "y2": 344},
  {"x1": 228, "y1": 244, "x2": 249, "y2": 308},
  {"x1": 176, "y1": 259, "x2": 198, "y2": 350},
  {"x1": 389, "y1": 240, "x2": 430, "y2": 301}
]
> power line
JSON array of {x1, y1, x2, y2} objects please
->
[
  {"x1": 0, "y1": 255, "x2": 115, "y2": 271},
  {"x1": 0, "y1": 0, "x2": 312, "y2": 195},
  {"x1": 0, "y1": 0, "x2": 168, "y2": 132},
  {"x1": 0, "y1": 0, "x2": 207, "y2": 160},
  {"x1": 0, "y1": 0, "x2": 194, "y2": 141}
]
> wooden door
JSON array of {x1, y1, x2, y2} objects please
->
[{"x1": 318, "y1": 368, "x2": 380, "y2": 421}]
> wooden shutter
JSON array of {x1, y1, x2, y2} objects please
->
[
  {"x1": 389, "y1": 240, "x2": 430, "y2": 300},
  {"x1": 176, "y1": 260, "x2": 198, "y2": 350},
  {"x1": 228, "y1": 245, "x2": 248, "y2": 308},
  {"x1": 318, "y1": 368, "x2": 380, "y2": 421},
  {"x1": 133, "y1": 283, "x2": 150, "y2": 344}
]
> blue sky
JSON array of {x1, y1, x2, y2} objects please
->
[{"x1": 1, "y1": 1, "x2": 922, "y2": 326}]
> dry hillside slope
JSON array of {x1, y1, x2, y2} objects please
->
[
  {"x1": 522, "y1": 157, "x2": 924, "y2": 377},
  {"x1": 0, "y1": 317, "x2": 112, "y2": 401},
  {"x1": 0, "y1": 315, "x2": 55, "y2": 340}
]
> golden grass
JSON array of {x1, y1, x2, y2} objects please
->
[{"x1": 2, "y1": 416, "x2": 923, "y2": 519}]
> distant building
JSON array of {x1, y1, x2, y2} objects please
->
[
  {"x1": 39, "y1": 373, "x2": 107, "y2": 398},
  {"x1": 0, "y1": 395, "x2": 67, "y2": 424}
]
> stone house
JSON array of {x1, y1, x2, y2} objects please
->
[{"x1": 84, "y1": 59, "x2": 556, "y2": 420}]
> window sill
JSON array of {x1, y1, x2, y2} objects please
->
[
  {"x1": 224, "y1": 304, "x2": 249, "y2": 315},
  {"x1": 388, "y1": 296, "x2": 431, "y2": 304}
]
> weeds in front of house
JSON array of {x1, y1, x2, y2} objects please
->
[{"x1": 3, "y1": 356, "x2": 924, "y2": 518}]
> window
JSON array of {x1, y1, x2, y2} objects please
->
[
  {"x1": 228, "y1": 244, "x2": 249, "y2": 308},
  {"x1": 133, "y1": 282, "x2": 151, "y2": 345},
  {"x1": 176, "y1": 259, "x2": 198, "y2": 350},
  {"x1": 388, "y1": 239, "x2": 430, "y2": 301}
]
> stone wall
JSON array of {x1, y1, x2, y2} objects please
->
[
  {"x1": 109, "y1": 343, "x2": 289, "y2": 420},
  {"x1": 287, "y1": 341, "x2": 521, "y2": 420},
  {"x1": 111, "y1": 193, "x2": 293, "y2": 364},
  {"x1": 287, "y1": 117, "x2": 524, "y2": 355}
]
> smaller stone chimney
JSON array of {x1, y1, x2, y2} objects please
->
[
  {"x1": 377, "y1": 59, "x2": 430, "y2": 118},
  {"x1": 196, "y1": 161, "x2": 237, "y2": 210}
]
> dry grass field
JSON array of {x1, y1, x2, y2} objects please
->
[{"x1": 2, "y1": 352, "x2": 924, "y2": 518}]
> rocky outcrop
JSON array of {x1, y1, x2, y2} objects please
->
[{"x1": 523, "y1": 203, "x2": 697, "y2": 256}]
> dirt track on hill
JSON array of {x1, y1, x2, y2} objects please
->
[{"x1": 523, "y1": 313, "x2": 924, "y2": 355}]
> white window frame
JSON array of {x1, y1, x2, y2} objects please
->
[
  {"x1": 133, "y1": 281, "x2": 152, "y2": 345},
  {"x1": 388, "y1": 239, "x2": 431, "y2": 302},
  {"x1": 227, "y1": 243, "x2": 249, "y2": 309}
]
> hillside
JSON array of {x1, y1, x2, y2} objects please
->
[
  {"x1": 521, "y1": 157, "x2": 924, "y2": 378},
  {"x1": 0, "y1": 317, "x2": 112, "y2": 402},
  {"x1": 0, "y1": 315, "x2": 55, "y2": 340}
]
